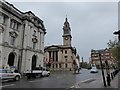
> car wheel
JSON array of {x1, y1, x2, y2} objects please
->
[{"x1": 14, "y1": 76, "x2": 20, "y2": 81}]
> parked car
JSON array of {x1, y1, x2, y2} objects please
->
[
  {"x1": 90, "y1": 67, "x2": 98, "y2": 73},
  {"x1": 0, "y1": 69, "x2": 21, "y2": 81},
  {"x1": 42, "y1": 67, "x2": 50, "y2": 77}
]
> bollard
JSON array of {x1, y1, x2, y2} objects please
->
[
  {"x1": 113, "y1": 71, "x2": 115, "y2": 77},
  {"x1": 111, "y1": 73, "x2": 113, "y2": 80},
  {"x1": 106, "y1": 74, "x2": 111, "y2": 86}
]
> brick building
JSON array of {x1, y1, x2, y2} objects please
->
[{"x1": 91, "y1": 48, "x2": 115, "y2": 68}]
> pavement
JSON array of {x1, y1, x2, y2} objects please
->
[{"x1": 70, "y1": 71, "x2": 119, "y2": 89}]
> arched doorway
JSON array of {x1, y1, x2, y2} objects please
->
[
  {"x1": 8, "y1": 52, "x2": 15, "y2": 66},
  {"x1": 32, "y1": 55, "x2": 37, "y2": 70}
]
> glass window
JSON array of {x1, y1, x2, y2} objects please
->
[
  {"x1": 65, "y1": 50, "x2": 67, "y2": 54},
  {"x1": 6, "y1": 70, "x2": 12, "y2": 73},
  {"x1": 33, "y1": 42, "x2": 36, "y2": 49},
  {"x1": 65, "y1": 64, "x2": 67, "y2": 68},
  {"x1": 10, "y1": 19, "x2": 19, "y2": 30},
  {"x1": 33, "y1": 30, "x2": 36, "y2": 36},
  {"x1": 56, "y1": 64, "x2": 58, "y2": 68},
  {"x1": 11, "y1": 36, "x2": 15, "y2": 45},
  {"x1": 59, "y1": 64, "x2": 61, "y2": 68},
  {"x1": 65, "y1": 56, "x2": 67, "y2": 58},
  {"x1": 52, "y1": 64, "x2": 54, "y2": 68},
  {"x1": 3, "y1": 15, "x2": 7, "y2": 25}
]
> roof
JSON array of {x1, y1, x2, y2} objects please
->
[{"x1": 44, "y1": 45, "x2": 76, "y2": 53}]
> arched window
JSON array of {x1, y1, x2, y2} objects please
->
[
  {"x1": 32, "y1": 55, "x2": 37, "y2": 70},
  {"x1": 8, "y1": 52, "x2": 15, "y2": 66}
]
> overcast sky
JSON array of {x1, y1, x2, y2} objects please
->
[{"x1": 8, "y1": 1, "x2": 118, "y2": 62}]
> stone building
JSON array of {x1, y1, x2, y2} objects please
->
[
  {"x1": 91, "y1": 48, "x2": 115, "y2": 68},
  {"x1": 44, "y1": 18, "x2": 77, "y2": 71},
  {"x1": 0, "y1": 0, "x2": 46, "y2": 73}
]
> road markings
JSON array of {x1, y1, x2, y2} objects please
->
[
  {"x1": 70, "y1": 86, "x2": 74, "y2": 88},
  {"x1": 29, "y1": 80, "x2": 37, "y2": 82},
  {"x1": 69, "y1": 78, "x2": 96, "y2": 89},
  {"x1": 80, "y1": 78, "x2": 95, "y2": 83},
  {"x1": 0, "y1": 84, "x2": 15, "y2": 88}
]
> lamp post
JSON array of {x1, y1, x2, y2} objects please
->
[
  {"x1": 98, "y1": 52, "x2": 107, "y2": 87},
  {"x1": 113, "y1": 30, "x2": 120, "y2": 69},
  {"x1": 113, "y1": 30, "x2": 120, "y2": 41}
]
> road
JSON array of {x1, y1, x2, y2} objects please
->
[{"x1": 1, "y1": 69, "x2": 103, "y2": 89}]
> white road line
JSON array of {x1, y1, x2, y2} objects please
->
[
  {"x1": 29, "y1": 80, "x2": 37, "y2": 82},
  {"x1": 81, "y1": 78, "x2": 94, "y2": 83},
  {"x1": 69, "y1": 78, "x2": 95, "y2": 89},
  {"x1": 70, "y1": 86, "x2": 74, "y2": 88},
  {"x1": 0, "y1": 84, "x2": 15, "y2": 88}
]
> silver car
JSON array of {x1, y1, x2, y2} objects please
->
[{"x1": 0, "y1": 69, "x2": 21, "y2": 81}]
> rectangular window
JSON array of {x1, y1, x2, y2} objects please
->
[
  {"x1": 10, "y1": 19, "x2": 19, "y2": 30},
  {"x1": 65, "y1": 50, "x2": 67, "y2": 54},
  {"x1": 33, "y1": 42, "x2": 36, "y2": 49},
  {"x1": 56, "y1": 64, "x2": 58, "y2": 68},
  {"x1": 52, "y1": 64, "x2": 54, "y2": 69},
  {"x1": 33, "y1": 30, "x2": 36, "y2": 36},
  {"x1": 65, "y1": 56, "x2": 67, "y2": 58},
  {"x1": 11, "y1": 36, "x2": 15, "y2": 45},
  {"x1": 65, "y1": 64, "x2": 67, "y2": 68},
  {"x1": 59, "y1": 64, "x2": 61, "y2": 68},
  {"x1": 3, "y1": 15, "x2": 7, "y2": 25}
]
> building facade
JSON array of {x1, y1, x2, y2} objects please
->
[
  {"x1": 91, "y1": 48, "x2": 115, "y2": 68},
  {"x1": 0, "y1": 0, "x2": 46, "y2": 73},
  {"x1": 44, "y1": 18, "x2": 77, "y2": 71}
]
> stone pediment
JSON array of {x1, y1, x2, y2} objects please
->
[{"x1": 45, "y1": 45, "x2": 62, "y2": 50}]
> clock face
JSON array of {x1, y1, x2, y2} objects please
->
[{"x1": 65, "y1": 37, "x2": 68, "y2": 40}]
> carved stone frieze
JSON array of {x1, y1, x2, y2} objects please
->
[
  {"x1": 9, "y1": 31, "x2": 18, "y2": 37},
  {"x1": 32, "y1": 38, "x2": 38, "y2": 43}
]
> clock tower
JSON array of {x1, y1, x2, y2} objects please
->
[{"x1": 62, "y1": 17, "x2": 72, "y2": 46}]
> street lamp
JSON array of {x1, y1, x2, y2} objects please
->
[
  {"x1": 113, "y1": 30, "x2": 120, "y2": 69},
  {"x1": 98, "y1": 52, "x2": 107, "y2": 87},
  {"x1": 113, "y1": 30, "x2": 120, "y2": 41}
]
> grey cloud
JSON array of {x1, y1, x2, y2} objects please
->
[{"x1": 11, "y1": 2, "x2": 118, "y2": 62}]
